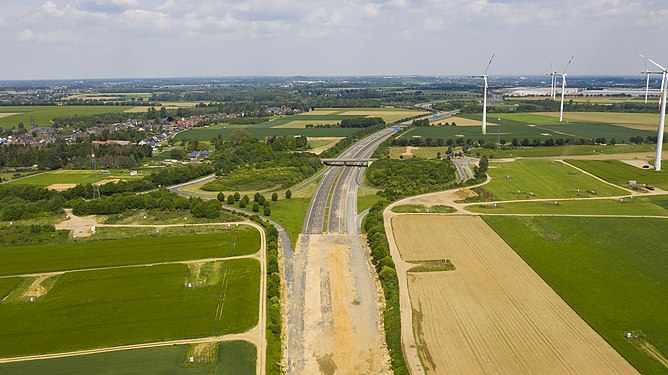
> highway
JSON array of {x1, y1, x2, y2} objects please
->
[{"x1": 285, "y1": 124, "x2": 399, "y2": 373}]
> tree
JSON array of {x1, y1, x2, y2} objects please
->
[
  {"x1": 233, "y1": 192, "x2": 240, "y2": 201},
  {"x1": 229, "y1": 129, "x2": 254, "y2": 145},
  {"x1": 258, "y1": 195, "x2": 266, "y2": 205},
  {"x1": 271, "y1": 192, "x2": 278, "y2": 201},
  {"x1": 242, "y1": 195, "x2": 250, "y2": 204},
  {"x1": 264, "y1": 206, "x2": 271, "y2": 216},
  {"x1": 227, "y1": 195, "x2": 235, "y2": 205},
  {"x1": 217, "y1": 192, "x2": 225, "y2": 202},
  {"x1": 239, "y1": 199, "x2": 247, "y2": 208},
  {"x1": 254, "y1": 192, "x2": 262, "y2": 202},
  {"x1": 252, "y1": 202, "x2": 260, "y2": 212},
  {"x1": 285, "y1": 189, "x2": 292, "y2": 199}
]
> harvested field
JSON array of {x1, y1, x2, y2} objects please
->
[
  {"x1": 274, "y1": 120, "x2": 339, "y2": 128},
  {"x1": 301, "y1": 110, "x2": 338, "y2": 116},
  {"x1": 430, "y1": 116, "x2": 495, "y2": 126},
  {"x1": 0, "y1": 113, "x2": 19, "y2": 119},
  {"x1": 94, "y1": 178, "x2": 121, "y2": 185},
  {"x1": 392, "y1": 215, "x2": 638, "y2": 374},
  {"x1": 47, "y1": 183, "x2": 77, "y2": 191}
]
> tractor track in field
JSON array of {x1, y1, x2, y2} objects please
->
[{"x1": 1, "y1": 220, "x2": 268, "y2": 375}]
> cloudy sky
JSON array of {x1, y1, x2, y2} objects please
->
[{"x1": 1, "y1": 0, "x2": 667, "y2": 79}]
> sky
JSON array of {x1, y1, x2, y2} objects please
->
[{"x1": 1, "y1": 0, "x2": 667, "y2": 79}]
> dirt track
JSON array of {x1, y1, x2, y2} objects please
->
[{"x1": 391, "y1": 215, "x2": 639, "y2": 375}]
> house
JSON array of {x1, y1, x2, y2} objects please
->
[{"x1": 188, "y1": 150, "x2": 210, "y2": 160}]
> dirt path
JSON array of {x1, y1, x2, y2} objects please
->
[
  {"x1": 5, "y1": 219, "x2": 267, "y2": 375},
  {"x1": 55, "y1": 209, "x2": 99, "y2": 238}
]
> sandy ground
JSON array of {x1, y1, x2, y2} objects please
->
[
  {"x1": 47, "y1": 183, "x2": 78, "y2": 191},
  {"x1": 392, "y1": 215, "x2": 639, "y2": 375},
  {"x1": 620, "y1": 159, "x2": 653, "y2": 169},
  {"x1": 55, "y1": 209, "x2": 99, "y2": 237},
  {"x1": 292, "y1": 233, "x2": 390, "y2": 375},
  {"x1": 401, "y1": 146, "x2": 419, "y2": 157},
  {"x1": 0, "y1": 113, "x2": 20, "y2": 119}
]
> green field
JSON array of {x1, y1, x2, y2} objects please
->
[
  {"x1": 175, "y1": 126, "x2": 359, "y2": 141},
  {"x1": 202, "y1": 167, "x2": 305, "y2": 192},
  {"x1": 0, "y1": 106, "x2": 133, "y2": 128},
  {"x1": 0, "y1": 341, "x2": 256, "y2": 375},
  {"x1": 357, "y1": 187, "x2": 382, "y2": 213},
  {"x1": 269, "y1": 197, "x2": 311, "y2": 245},
  {"x1": 0, "y1": 230, "x2": 260, "y2": 276},
  {"x1": 472, "y1": 144, "x2": 659, "y2": 158},
  {"x1": 567, "y1": 159, "x2": 668, "y2": 190},
  {"x1": 401, "y1": 112, "x2": 655, "y2": 142},
  {"x1": 485, "y1": 216, "x2": 668, "y2": 375},
  {"x1": 6, "y1": 169, "x2": 149, "y2": 187},
  {"x1": 0, "y1": 259, "x2": 260, "y2": 357},
  {"x1": 466, "y1": 196, "x2": 668, "y2": 216},
  {"x1": 481, "y1": 160, "x2": 627, "y2": 200}
]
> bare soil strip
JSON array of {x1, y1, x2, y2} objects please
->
[{"x1": 391, "y1": 215, "x2": 639, "y2": 374}]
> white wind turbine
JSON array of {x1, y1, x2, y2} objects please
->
[
  {"x1": 559, "y1": 56, "x2": 574, "y2": 122},
  {"x1": 643, "y1": 59, "x2": 651, "y2": 104},
  {"x1": 548, "y1": 64, "x2": 558, "y2": 100},
  {"x1": 472, "y1": 54, "x2": 495, "y2": 135},
  {"x1": 640, "y1": 53, "x2": 667, "y2": 171}
]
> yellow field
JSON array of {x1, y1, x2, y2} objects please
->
[
  {"x1": 0, "y1": 113, "x2": 19, "y2": 119},
  {"x1": 392, "y1": 215, "x2": 638, "y2": 374},
  {"x1": 124, "y1": 102, "x2": 203, "y2": 113},
  {"x1": 300, "y1": 110, "x2": 338, "y2": 116},
  {"x1": 274, "y1": 120, "x2": 339, "y2": 128},
  {"x1": 429, "y1": 116, "x2": 495, "y2": 126},
  {"x1": 538, "y1": 112, "x2": 660, "y2": 131}
]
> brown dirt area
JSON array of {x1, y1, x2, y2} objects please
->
[
  {"x1": 299, "y1": 233, "x2": 390, "y2": 375},
  {"x1": 95, "y1": 178, "x2": 121, "y2": 185},
  {"x1": 0, "y1": 113, "x2": 20, "y2": 119},
  {"x1": 55, "y1": 208, "x2": 100, "y2": 238},
  {"x1": 393, "y1": 215, "x2": 639, "y2": 374},
  {"x1": 47, "y1": 183, "x2": 78, "y2": 191}
]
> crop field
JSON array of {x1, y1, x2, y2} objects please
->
[
  {"x1": 480, "y1": 159, "x2": 626, "y2": 200},
  {"x1": 429, "y1": 116, "x2": 493, "y2": 126},
  {"x1": 0, "y1": 229, "x2": 260, "y2": 276},
  {"x1": 0, "y1": 258, "x2": 260, "y2": 358},
  {"x1": 538, "y1": 112, "x2": 661, "y2": 131},
  {"x1": 485, "y1": 216, "x2": 668, "y2": 375},
  {"x1": 466, "y1": 196, "x2": 668, "y2": 215},
  {"x1": 507, "y1": 95, "x2": 649, "y2": 104},
  {"x1": 6, "y1": 169, "x2": 148, "y2": 189},
  {"x1": 471, "y1": 143, "x2": 660, "y2": 158},
  {"x1": 124, "y1": 102, "x2": 204, "y2": 113},
  {"x1": 175, "y1": 107, "x2": 426, "y2": 140},
  {"x1": 0, "y1": 341, "x2": 256, "y2": 375},
  {"x1": 0, "y1": 106, "x2": 133, "y2": 128},
  {"x1": 392, "y1": 215, "x2": 637, "y2": 374},
  {"x1": 401, "y1": 112, "x2": 655, "y2": 142},
  {"x1": 567, "y1": 159, "x2": 668, "y2": 190},
  {"x1": 174, "y1": 126, "x2": 359, "y2": 141}
]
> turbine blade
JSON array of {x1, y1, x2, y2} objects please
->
[
  {"x1": 642, "y1": 54, "x2": 667, "y2": 71},
  {"x1": 484, "y1": 53, "x2": 495, "y2": 75},
  {"x1": 563, "y1": 56, "x2": 574, "y2": 74}
]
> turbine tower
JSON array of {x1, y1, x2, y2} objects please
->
[
  {"x1": 643, "y1": 60, "x2": 651, "y2": 104},
  {"x1": 559, "y1": 56, "x2": 574, "y2": 123},
  {"x1": 548, "y1": 64, "x2": 558, "y2": 100},
  {"x1": 472, "y1": 54, "x2": 495, "y2": 135},
  {"x1": 91, "y1": 147, "x2": 101, "y2": 199},
  {"x1": 640, "y1": 53, "x2": 667, "y2": 171}
]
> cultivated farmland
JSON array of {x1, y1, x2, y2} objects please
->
[
  {"x1": 0, "y1": 341, "x2": 256, "y2": 375},
  {"x1": 0, "y1": 259, "x2": 260, "y2": 357},
  {"x1": 0, "y1": 106, "x2": 133, "y2": 128},
  {"x1": 391, "y1": 215, "x2": 638, "y2": 374},
  {"x1": 6, "y1": 169, "x2": 148, "y2": 189},
  {"x1": 539, "y1": 112, "x2": 661, "y2": 131},
  {"x1": 485, "y1": 216, "x2": 668, "y2": 375}
]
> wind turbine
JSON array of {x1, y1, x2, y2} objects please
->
[
  {"x1": 643, "y1": 60, "x2": 651, "y2": 104},
  {"x1": 548, "y1": 64, "x2": 558, "y2": 100},
  {"x1": 640, "y1": 53, "x2": 667, "y2": 171},
  {"x1": 559, "y1": 56, "x2": 574, "y2": 122},
  {"x1": 472, "y1": 54, "x2": 495, "y2": 135}
]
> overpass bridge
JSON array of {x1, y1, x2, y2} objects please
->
[{"x1": 320, "y1": 158, "x2": 377, "y2": 166}]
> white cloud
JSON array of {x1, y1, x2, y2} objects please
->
[{"x1": 19, "y1": 28, "x2": 71, "y2": 42}]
